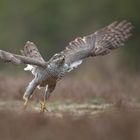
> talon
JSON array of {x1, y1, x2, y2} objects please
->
[{"x1": 39, "y1": 100, "x2": 48, "y2": 113}]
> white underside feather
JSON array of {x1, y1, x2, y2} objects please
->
[
  {"x1": 24, "y1": 64, "x2": 33, "y2": 71},
  {"x1": 24, "y1": 64, "x2": 36, "y2": 75},
  {"x1": 68, "y1": 60, "x2": 83, "y2": 72}
]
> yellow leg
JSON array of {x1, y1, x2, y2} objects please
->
[
  {"x1": 23, "y1": 95, "x2": 29, "y2": 110},
  {"x1": 39, "y1": 98, "x2": 48, "y2": 113}
]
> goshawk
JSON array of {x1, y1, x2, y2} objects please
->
[{"x1": 0, "y1": 20, "x2": 133, "y2": 112}]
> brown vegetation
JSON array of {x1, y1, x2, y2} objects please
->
[{"x1": 0, "y1": 107, "x2": 140, "y2": 140}]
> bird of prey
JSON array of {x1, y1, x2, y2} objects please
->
[{"x1": 0, "y1": 20, "x2": 133, "y2": 112}]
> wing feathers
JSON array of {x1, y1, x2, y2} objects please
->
[
  {"x1": 20, "y1": 41, "x2": 46, "y2": 73},
  {"x1": 92, "y1": 20, "x2": 133, "y2": 55},
  {"x1": 21, "y1": 41, "x2": 45, "y2": 62},
  {"x1": 0, "y1": 47, "x2": 46, "y2": 68},
  {"x1": 0, "y1": 50, "x2": 21, "y2": 65},
  {"x1": 59, "y1": 20, "x2": 133, "y2": 72}
]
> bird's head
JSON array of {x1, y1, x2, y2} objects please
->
[{"x1": 49, "y1": 53, "x2": 65, "y2": 66}]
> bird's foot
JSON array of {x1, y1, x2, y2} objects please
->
[{"x1": 39, "y1": 100, "x2": 48, "y2": 113}]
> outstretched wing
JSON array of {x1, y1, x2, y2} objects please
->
[
  {"x1": 60, "y1": 20, "x2": 133, "y2": 72},
  {"x1": 0, "y1": 42, "x2": 46, "y2": 68},
  {"x1": 20, "y1": 41, "x2": 45, "y2": 73}
]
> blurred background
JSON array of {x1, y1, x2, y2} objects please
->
[
  {"x1": 0, "y1": 0, "x2": 139, "y2": 72},
  {"x1": 0, "y1": 0, "x2": 140, "y2": 140}
]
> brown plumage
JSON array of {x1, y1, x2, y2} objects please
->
[{"x1": 0, "y1": 20, "x2": 133, "y2": 112}]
